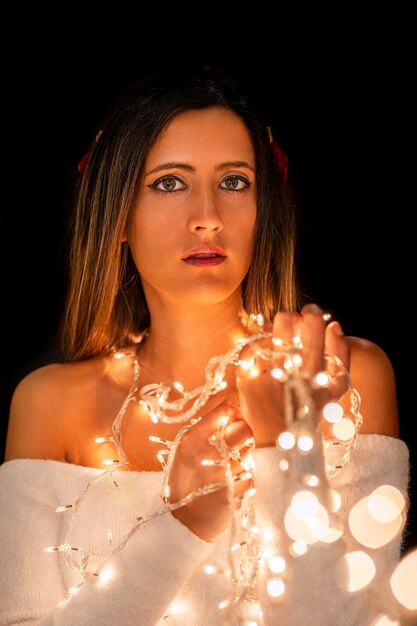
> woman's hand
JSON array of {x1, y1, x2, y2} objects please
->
[
  {"x1": 236, "y1": 303, "x2": 350, "y2": 447},
  {"x1": 168, "y1": 397, "x2": 253, "y2": 541}
]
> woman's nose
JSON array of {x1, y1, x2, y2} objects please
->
[{"x1": 187, "y1": 189, "x2": 224, "y2": 233}]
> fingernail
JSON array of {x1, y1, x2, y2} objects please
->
[
  {"x1": 304, "y1": 303, "x2": 323, "y2": 314},
  {"x1": 333, "y1": 321, "x2": 344, "y2": 336}
]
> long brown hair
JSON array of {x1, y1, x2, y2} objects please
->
[{"x1": 61, "y1": 64, "x2": 298, "y2": 361}]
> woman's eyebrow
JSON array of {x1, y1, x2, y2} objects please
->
[
  {"x1": 145, "y1": 160, "x2": 255, "y2": 177},
  {"x1": 216, "y1": 161, "x2": 255, "y2": 173},
  {"x1": 145, "y1": 162, "x2": 195, "y2": 176}
]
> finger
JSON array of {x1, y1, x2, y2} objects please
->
[
  {"x1": 324, "y1": 321, "x2": 350, "y2": 399},
  {"x1": 231, "y1": 471, "x2": 253, "y2": 501},
  {"x1": 223, "y1": 419, "x2": 253, "y2": 448},
  {"x1": 272, "y1": 311, "x2": 300, "y2": 347},
  {"x1": 325, "y1": 321, "x2": 350, "y2": 371},
  {"x1": 300, "y1": 303, "x2": 325, "y2": 375},
  {"x1": 236, "y1": 343, "x2": 261, "y2": 380},
  {"x1": 206, "y1": 398, "x2": 242, "y2": 429}
]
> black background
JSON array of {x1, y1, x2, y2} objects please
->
[{"x1": 1, "y1": 14, "x2": 414, "y2": 551}]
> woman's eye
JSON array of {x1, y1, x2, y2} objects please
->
[
  {"x1": 150, "y1": 176, "x2": 185, "y2": 192},
  {"x1": 220, "y1": 175, "x2": 250, "y2": 191}
]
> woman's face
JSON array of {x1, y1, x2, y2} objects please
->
[{"x1": 129, "y1": 107, "x2": 257, "y2": 310}]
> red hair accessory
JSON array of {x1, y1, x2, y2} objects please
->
[
  {"x1": 267, "y1": 126, "x2": 288, "y2": 182},
  {"x1": 77, "y1": 130, "x2": 103, "y2": 175},
  {"x1": 77, "y1": 152, "x2": 91, "y2": 175}
]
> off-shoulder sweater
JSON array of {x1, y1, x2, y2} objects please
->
[{"x1": 0, "y1": 435, "x2": 411, "y2": 625}]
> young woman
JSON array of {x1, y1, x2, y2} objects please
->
[{"x1": 0, "y1": 64, "x2": 411, "y2": 625}]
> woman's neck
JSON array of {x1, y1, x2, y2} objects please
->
[{"x1": 138, "y1": 297, "x2": 248, "y2": 388}]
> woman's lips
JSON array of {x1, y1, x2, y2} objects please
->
[
  {"x1": 182, "y1": 246, "x2": 227, "y2": 267},
  {"x1": 183, "y1": 254, "x2": 226, "y2": 267}
]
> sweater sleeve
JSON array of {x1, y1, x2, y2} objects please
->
[
  {"x1": 0, "y1": 462, "x2": 214, "y2": 626},
  {"x1": 250, "y1": 434, "x2": 410, "y2": 626}
]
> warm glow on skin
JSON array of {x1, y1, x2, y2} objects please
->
[{"x1": 129, "y1": 108, "x2": 257, "y2": 317}]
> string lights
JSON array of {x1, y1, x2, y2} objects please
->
[{"x1": 44, "y1": 314, "x2": 413, "y2": 624}]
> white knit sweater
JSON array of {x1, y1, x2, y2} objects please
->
[{"x1": 0, "y1": 435, "x2": 410, "y2": 626}]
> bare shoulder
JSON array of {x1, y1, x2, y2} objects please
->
[
  {"x1": 4, "y1": 359, "x2": 103, "y2": 462},
  {"x1": 346, "y1": 336, "x2": 399, "y2": 437}
]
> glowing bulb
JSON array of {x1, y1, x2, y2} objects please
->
[
  {"x1": 341, "y1": 551, "x2": 376, "y2": 592},
  {"x1": 279, "y1": 459, "x2": 289, "y2": 471},
  {"x1": 204, "y1": 564, "x2": 216, "y2": 574},
  {"x1": 291, "y1": 540, "x2": 307, "y2": 556},
  {"x1": 370, "y1": 615, "x2": 400, "y2": 626},
  {"x1": 320, "y1": 527, "x2": 344, "y2": 543},
  {"x1": 262, "y1": 527, "x2": 274, "y2": 542},
  {"x1": 271, "y1": 368, "x2": 284, "y2": 380},
  {"x1": 202, "y1": 459, "x2": 222, "y2": 466},
  {"x1": 149, "y1": 435, "x2": 169, "y2": 444},
  {"x1": 328, "y1": 489, "x2": 342, "y2": 513},
  {"x1": 315, "y1": 372, "x2": 329, "y2": 387},
  {"x1": 285, "y1": 499, "x2": 329, "y2": 544},
  {"x1": 302, "y1": 474, "x2": 319, "y2": 487},
  {"x1": 349, "y1": 495, "x2": 404, "y2": 548},
  {"x1": 367, "y1": 485, "x2": 405, "y2": 523},
  {"x1": 219, "y1": 416, "x2": 229, "y2": 427},
  {"x1": 277, "y1": 431, "x2": 295, "y2": 450},
  {"x1": 291, "y1": 491, "x2": 319, "y2": 518},
  {"x1": 297, "y1": 435, "x2": 314, "y2": 452},
  {"x1": 332, "y1": 418, "x2": 355, "y2": 440},
  {"x1": 55, "y1": 505, "x2": 73, "y2": 513},
  {"x1": 390, "y1": 547, "x2": 417, "y2": 610},
  {"x1": 169, "y1": 600, "x2": 187, "y2": 615},
  {"x1": 255, "y1": 313, "x2": 264, "y2": 326},
  {"x1": 238, "y1": 358, "x2": 255, "y2": 370},
  {"x1": 98, "y1": 567, "x2": 113, "y2": 585},
  {"x1": 266, "y1": 578, "x2": 285, "y2": 597},
  {"x1": 269, "y1": 556, "x2": 286, "y2": 574},
  {"x1": 322, "y1": 402, "x2": 344, "y2": 423}
]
